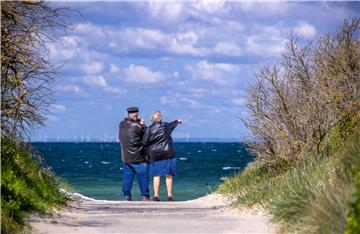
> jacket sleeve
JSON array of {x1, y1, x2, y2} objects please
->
[
  {"x1": 167, "y1": 120, "x2": 179, "y2": 133},
  {"x1": 142, "y1": 128, "x2": 150, "y2": 146},
  {"x1": 135, "y1": 123, "x2": 146, "y2": 138}
]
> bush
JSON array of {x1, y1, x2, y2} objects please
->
[
  {"x1": 243, "y1": 18, "x2": 360, "y2": 168},
  {"x1": 219, "y1": 124, "x2": 360, "y2": 233},
  {"x1": 1, "y1": 138, "x2": 68, "y2": 233},
  {"x1": 345, "y1": 145, "x2": 360, "y2": 234}
]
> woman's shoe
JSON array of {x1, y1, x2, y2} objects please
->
[
  {"x1": 153, "y1": 196, "x2": 160, "y2": 202},
  {"x1": 168, "y1": 196, "x2": 174, "y2": 201}
]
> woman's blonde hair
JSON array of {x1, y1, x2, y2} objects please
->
[{"x1": 151, "y1": 111, "x2": 162, "y2": 123}]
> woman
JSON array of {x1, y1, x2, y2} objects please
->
[{"x1": 143, "y1": 111, "x2": 182, "y2": 201}]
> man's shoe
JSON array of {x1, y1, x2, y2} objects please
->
[
  {"x1": 153, "y1": 196, "x2": 160, "y2": 202},
  {"x1": 168, "y1": 196, "x2": 174, "y2": 202},
  {"x1": 141, "y1": 196, "x2": 151, "y2": 201},
  {"x1": 124, "y1": 196, "x2": 132, "y2": 201}
]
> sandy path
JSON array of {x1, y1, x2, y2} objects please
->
[{"x1": 27, "y1": 193, "x2": 276, "y2": 234}]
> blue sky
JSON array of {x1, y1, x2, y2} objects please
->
[{"x1": 32, "y1": 1, "x2": 360, "y2": 141}]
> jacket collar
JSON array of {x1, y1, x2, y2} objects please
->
[
  {"x1": 125, "y1": 117, "x2": 137, "y2": 122},
  {"x1": 150, "y1": 121, "x2": 162, "y2": 127}
]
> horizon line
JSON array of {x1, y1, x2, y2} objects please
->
[{"x1": 30, "y1": 137, "x2": 246, "y2": 143}]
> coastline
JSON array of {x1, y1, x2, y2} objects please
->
[{"x1": 27, "y1": 191, "x2": 277, "y2": 233}]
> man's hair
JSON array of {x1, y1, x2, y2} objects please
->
[{"x1": 151, "y1": 111, "x2": 162, "y2": 123}]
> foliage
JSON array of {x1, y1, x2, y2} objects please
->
[
  {"x1": 219, "y1": 124, "x2": 359, "y2": 233},
  {"x1": 1, "y1": 1, "x2": 76, "y2": 140},
  {"x1": 1, "y1": 138, "x2": 68, "y2": 233},
  {"x1": 345, "y1": 147, "x2": 360, "y2": 234},
  {"x1": 220, "y1": 18, "x2": 360, "y2": 233},
  {"x1": 243, "y1": 18, "x2": 360, "y2": 168}
]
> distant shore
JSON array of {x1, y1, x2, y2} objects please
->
[{"x1": 27, "y1": 192, "x2": 277, "y2": 233}]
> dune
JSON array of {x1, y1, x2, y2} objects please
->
[{"x1": 27, "y1": 192, "x2": 277, "y2": 233}]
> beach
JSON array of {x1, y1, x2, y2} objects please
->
[{"x1": 27, "y1": 192, "x2": 276, "y2": 233}]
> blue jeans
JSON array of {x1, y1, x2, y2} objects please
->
[{"x1": 122, "y1": 163, "x2": 149, "y2": 199}]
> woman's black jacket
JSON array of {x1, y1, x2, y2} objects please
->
[{"x1": 142, "y1": 120, "x2": 179, "y2": 163}]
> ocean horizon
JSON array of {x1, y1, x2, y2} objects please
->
[
  {"x1": 32, "y1": 142, "x2": 254, "y2": 201},
  {"x1": 30, "y1": 137, "x2": 245, "y2": 143}
]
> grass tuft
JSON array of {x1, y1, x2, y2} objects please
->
[
  {"x1": 219, "y1": 125, "x2": 360, "y2": 233},
  {"x1": 1, "y1": 138, "x2": 68, "y2": 233}
]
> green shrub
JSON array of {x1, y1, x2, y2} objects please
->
[
  {"x1": 219, "y1": 124, "x2": 359, "y2": 233},
  {"x1": 1, "y1": 138, "x2": 68, "y2": 233},
  {"x1": 345, "y1": 144, "x2": 360, "y2": 234}
]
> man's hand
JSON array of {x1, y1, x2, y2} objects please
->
[
  {"x1": 177, "y1": 119, "x2": 182, "y2": 124},
  {"x1": 140, "y1": 119, "x2": 145, "y2": 125}
]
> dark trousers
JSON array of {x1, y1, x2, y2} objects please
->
[{"x1": 122, "y1": 163, "x2": 149, "y2": 198}]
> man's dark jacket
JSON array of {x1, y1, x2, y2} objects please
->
[
  {"x1": 119, "y1": 118, "x2": 147, "y2": 164},
  {"x1": 142, "y1": 120, "x2": 179, "y2": 163}
]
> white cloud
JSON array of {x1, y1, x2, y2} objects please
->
[
  {"x1": 118, "y1": 28, "x2": 167, "y2": 50},
  {"x1": 48, "y1": 36, "x2": 82, "y2": 62},
  {"x1": 214, "y1": 42, "x2": 243, "y2": 56},
  {"x1": 231, "y1": 98, "x2": 246, "y2": 106},
  {"x1": 82, "y1": 75, "x2": 125, "y2": 94},
  {"x1": 244, "y1": 28, "x2": 287, "y2": 56},
  {"x1": 65, "y1": 22, "x2": 245, "y2": 58},
  {"x1": 56, "y1": 85, "x2": 88, "y2": 96},
  {"x1": 104, "y1": 86, "x2": 127, "y2": 94},
  {"x1": 76, "y1": 23, "x2": 106, "y2": 38},
  {"x1": 294, "y1": 22, "x2": 316, "y2": 39},
  {"x1": 110, "y1": 64, "x2": 120, "y2": 73},
  {"x1": 185, "y1": 60, "x2": 240, "y2": 85},
  {"x1": 148, "y1": 2, "x2": 184, "y2": 23},
  {"x1": 121, "y1": 64, "x2": 166, "y2": 84},
  {"x1": 83, "y1": 75, "x2": 107, "y2": 87},
  {"x1": 160, "y1": 95, "x2": 198, "y2": 107},
  {"x1": 188, "y1": 88, "x2": 207, "y2": 98},
  {"x1": 57, "y1": 85, "x2": 81, "y2": 93},
  {"x1": 168, "y1": 30, "x2": 210, "y2": 56},
  {"x1": 50, "y1": 104, "x2": 67, "y2": 112},
  {"x1": 81, "y1": 62, "x2": 103, "y2": 75},
  {"x1": 237, "y1": 2, "x2": 288, "y2": 16},
  {"x1": 191, "y1": 1, "x2": 230, "y2": 15},
  {"x1": 160, "y1": 96, "x2": 177, "y2": 105}
]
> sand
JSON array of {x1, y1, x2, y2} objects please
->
[{"x1": 27, "y1": 192, "x2": 277, "y2": 233}]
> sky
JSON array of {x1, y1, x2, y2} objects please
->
[{"x1": 32, "y1": 1, "x2": 360, "y2": 141}]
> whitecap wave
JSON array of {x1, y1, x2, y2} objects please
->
[
  {"x1": 179, "y1": 157, "x2": 187, "y2": 161},
  {"x1": 101, "y1": 161, "x2": 110, "y2": 164},
  {"x1": 222, "y1": 166, "x2": 241, "y2": 170}
]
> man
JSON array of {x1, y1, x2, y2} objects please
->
[{"x1": 119, "y1": 107, "x2": 150, "y2": 201}]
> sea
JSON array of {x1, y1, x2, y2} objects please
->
[{"x1": 32, "y1": 142, "x2": 254, "y2": 201}]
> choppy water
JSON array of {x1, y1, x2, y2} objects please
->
[{"x1": 32, "y1": 142, "x2": 254, "y2": 201}]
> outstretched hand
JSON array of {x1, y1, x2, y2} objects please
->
[
  {"x1": 177, "y1": 119, "x2": 182, "y2": 124},
  {"x1": 140, "y1": 119, "x2": 145, "y2": 125}
]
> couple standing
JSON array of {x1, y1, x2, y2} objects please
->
[{"x1": 118, "y1": 107, "x2": 182, "y2": 201}]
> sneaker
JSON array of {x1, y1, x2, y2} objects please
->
[
  {"x1": 124, "y1": 196, "x2": 132, "y2": 201},
  {"x1": 153, "y1": 196, "x2": 160, "y2": 202},
  {"x1": 141, "y1": 196, "x2": 151, "y2": 201},
  {"x1": 168, "y1": 196, "x2": 174, "y2": 202}
]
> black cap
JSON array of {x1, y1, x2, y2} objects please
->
[{"x1": 127, "y1": 106, "x2": 139, "y2": 113}]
